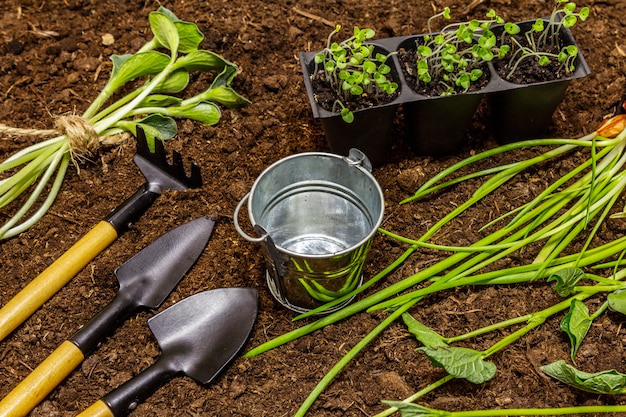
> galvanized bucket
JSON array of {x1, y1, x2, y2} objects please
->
[{"x1": 234, "y1": 149, "x2": 384, "y2": 314}]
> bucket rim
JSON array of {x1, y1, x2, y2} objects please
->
[{"x1": 247, "y1": 151, "x2": 385, "y2": 258}]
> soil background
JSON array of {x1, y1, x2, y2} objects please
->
[{"x1": 1, "y1": 0, "x2": 626, "y2": 416}]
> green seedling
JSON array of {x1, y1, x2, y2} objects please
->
[
  {"x1": 0, "y1": 7, "x2": 250, "y2": 239},
  {"x1": 409, "y1": 8, "x2": 506, "y2": 95},
  {"x1": 313, "y1": 25, "x2": 398, "y2": 123},
  {"x1": 500, "y1": 0, "x2": 589, "y2": 79}
]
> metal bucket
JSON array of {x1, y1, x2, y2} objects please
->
[{"x1": 234, "y1": 149, "x2": 384, "y2": 314}]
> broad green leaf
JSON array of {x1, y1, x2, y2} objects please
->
[
  {"x1": 149, "y1": 11, "x2": 180, "y2": 55},
  {"x1": 202, "y1": 85, "x2": 251, "y2": 109},
  {"x1": 156, "y1": 8, "x2": 204, "y2": 53},
  {"x1": 381, "y1": 401, "x2": 438, "y2": 417},
  {"x1": 548, "y1": 267, "x2": 584, "y2": 296},
  {"x1": 115, "y1": 114, "x2": 177, "y2": 151},
  {"x1": 110, "y1": 54, "x2": 132, "y2": 79},
  {"x1": 608, "y1": 289, "x2": 626, "y2": 315},
  {"x1": 541, "y1": 360, "x2": 626, "y2": 394},
  {"x1": 108, "y1": 51, "x2": 170, "y2": 91},
  {"x1": 166, "y1": 102, "x2": 221, "y2": 125},
  {"x1": 402, "y1": 313, "x2": 447, "y2": 348},
  {"x1": 560, "y1": 299, "x2": 592, "y2": 360},
  {"x1": 151, "y1": 69, "x2": 189, "y2": 93},
  {"x1": 169, "y1": 49, "x2": 230, "y2": 72},
  {"x1": 418, "y1": 346, "x2": 497, "y2": 384},
  {"x1": 172, "y1": 21, "x2": 204, "y2": 53},
  {"x1": 136, "y1": 113, "x2": 178, "y2": 140}
]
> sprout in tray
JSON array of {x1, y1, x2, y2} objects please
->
[
  {"x1": 312, "y1": 25, "x2": 399, "y2": 123},
  {"x1": 404, "y1": 7, "x2": 507, "y2": 96},
  {"x1": 498, "y1": 0, "x2": 589, "y2": 80},
  {"x1": 0, "y1": 6, "x2": 250, "y2": 240}
]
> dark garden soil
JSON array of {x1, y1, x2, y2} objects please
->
[{"x1": 1, "y1": 0, "x2": 626, "y2": 416}]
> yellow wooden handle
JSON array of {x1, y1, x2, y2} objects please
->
[
  {"x1": 0, "y1": 340, "x2": 84, "y2": 417},
  {"x1": 77, "y1": 400, "x2": 115, "y2": 417},
  {"x1": 0, "y1": 221, "x2": 118, "y2": 342}
]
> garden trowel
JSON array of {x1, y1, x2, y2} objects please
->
[
  {"x1": 0, "y1": 127, "x2": 202, "y2": 343},
  {"x1": 77, "y1": 288, "x2": 258, "y2": 417},
  {"x1": 0, "y1": 216, "x2": 215, "y2": 417}
]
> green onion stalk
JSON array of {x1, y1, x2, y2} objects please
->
[
  {"x1": 245, "y1": 113, "x2": 626, "y2": 416},
  {"x1": 0, "y1": 7, "x2": 249, "y2": 240}
]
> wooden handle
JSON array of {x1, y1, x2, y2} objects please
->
[
  {"x1": 77, "y1": 400, "x2": 115, "y2": 417},
  {"x1": 0, "y1": 340, "x2": 85, "y2": 417},
  {"x1": 0, "y1": 221, "x2": 118, "y2": 342}
]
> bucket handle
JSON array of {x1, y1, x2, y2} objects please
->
[
  {"x1": 344, "y1": 148, "x2": 372, "y2": 172},
  {"x1": 233, "y1": 193, "x2": 267, "y2": 243}
]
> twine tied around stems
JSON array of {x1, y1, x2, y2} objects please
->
[{"x1": 0, "y1": 115, "x2": 101, "y2": 161}]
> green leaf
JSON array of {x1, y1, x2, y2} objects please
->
[
  {"x1": 548, "y1": 267, "x2": 584, "y2": 296},
  {"x1": 166, "y1": 102, "x2": 221, "y2": 125},
  {"x1": 402, "y1": 313, "x2": 448, "y2": 348},
  {"x1": 151, "y1": 69, "x2": 189, "y2": 93},
  {"x1": 470, "y1": 68, "x2": 483, "y2": 81},
  {"x1": 505, "y1": 22, "x2": 521, "y2": 35},
  {"x1": 566, "y1": 44, "x2": 579, "y2": 56},
  {"x1": 456, "y1": 73, "x2": 470, "y2": 89},
  {"x1": 350, "y1": 84, "x2": 363, "y2": 96},
  {"x1": 579, "y1": 7, "x2": 590, "y2": 20},
  {"x1": 608, "y1": 289, "x2": 626, "y2": 315},
  {"x1": 442, "y1": 7, "x2": 450, "y2": 19},
  {"x1": 154, "y1": 7, "x2": 204, "y2": 53},
  {"x1": 172, "y1": 50, "x2": 231, "y2": 73},
  {"x1": 498, "y1": 44, "x2": 511, "y2": 59},
  {"x1": 363, "y1": 60, "x2": 377, "y2": 73},
  {"x1": 149, "y1": 10, "x2": 180, "y2": 55},
  {"x1": 202, "y1": 85, "x2": 251, "y2": 109},
  {"x1": 560, "y1": 299, "x2": 592, "y2": 360},
  {"x1": 418, "y1": 346, "x2": 497, "y2": 384},
  {"x1": 171, "y1": 21, "x2": 204, "y2": 53},
  {"x1": 563, "y1": 15, "x2": 578, "y2": 28},
  {"x1": 116, "y1": 114, "x2": 178, "y2": 150},
  {"x1": 478, "y1": 32, "x2": 496, "y2": 49},
  {"x1": 532, "y1": 18, "x2": 545, "y2": 32},
  {"x1": 341, "y1": 107, "x2": 354, "y2": 123},
  {"x1": 108, "y1": 52, "x2": 170, "y2": 91},
  {"x1": 541, "y1": 360, "x2": 626, "y2": 394},
  {"x1": 417, "y1": 45, "x2": 433, "y2": 57}
]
